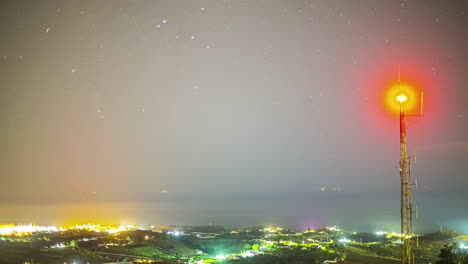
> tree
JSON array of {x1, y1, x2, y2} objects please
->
[
  {"x1": 252, "y1": 244, "x2": 260, "y2": 252},
  {"x1": 70, "y1": 240, "x2": 77, "y2": 248},
  {"x1": 435, "y1": 243, "x2": 468, "y2": 264}
]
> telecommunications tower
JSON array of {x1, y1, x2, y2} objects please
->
[{"x1": 395, "y1": 66, "x2": 423, "y2": 264}]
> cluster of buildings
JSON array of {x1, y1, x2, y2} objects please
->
[{"x1": 0, "y1": 223, "x2": 135, "y2": 237}]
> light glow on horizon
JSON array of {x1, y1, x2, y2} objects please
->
[{"x1": 0, "y1": 223, "x2": 135, "y2": 237}]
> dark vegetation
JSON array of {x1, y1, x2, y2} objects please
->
[
  {"x1": 1, "y1": 229, "x2": 467, "y2": 264},
  {"x1": 435, "y1": 243, "x2": 468, "y2": 264},
  {"x1": 0, "y1": 240, "x2": 106, "y2": 264}
]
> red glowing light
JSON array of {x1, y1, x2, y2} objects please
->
[
  {"x1": 383, "y1": 79, "x2": 421, "y2": 115},
  {"x1": 396, "y1": 93, "x2": 408, "y2": 103},
  {"x1": 356, "y1": 34, "x2": 453, "y2": 144}
]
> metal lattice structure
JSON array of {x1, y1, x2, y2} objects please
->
[
  {"x1": 400, "y1": 107, "x2": 413, "y2": 264},
  {"x1": 397, "y1": 66, "x2": 415, "y2": 264}
]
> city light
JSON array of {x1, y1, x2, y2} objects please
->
[
  {"x1": 0, "y1": 224, "x2": 58, "y2": 236},
  {"x1": 240, "y1": 251, "x2": 255, "y2": 258},
  {"x1": 326, "y1": 226, "x2": 342, "y2": 232},
  {"x1": 0, "y1": 223, "x2": 135, "y2": 237},
  {"x1": 167, "y1": 231, "x2": 183, "y2": 236},
  {"x1": 214, "y1": 255, "x2": 226, "y2": 260},
  {"x1": 338, "y1": 238, "x2": 351, "y2": 243},
  {"x1": 373, "y1": 231, "x2": 410, "y2": 239}
]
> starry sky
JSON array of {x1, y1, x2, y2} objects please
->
[{"x1": 0, "y1": 0, "x2": 467, "y2": 232}]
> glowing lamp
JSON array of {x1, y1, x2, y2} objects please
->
[
  {"x1": 383, "y1": 81, "x2": 421, "y2": 115},
  {"x1": 396, "y1": 93, "x2": 408, "y2": 104}
]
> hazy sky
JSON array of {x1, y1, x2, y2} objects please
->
[{"x1": 0, "y1": 0, "x2": 467, "y2": 232}]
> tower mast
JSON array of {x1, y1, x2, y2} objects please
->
[{"x1": 398, "y1": 65, "x2": 413, "y2": 264}]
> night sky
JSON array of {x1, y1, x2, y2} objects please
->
[{"x1": 0, "y1": 0, "x2": 467, "y2": 232}]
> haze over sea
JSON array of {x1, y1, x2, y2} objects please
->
[{"x1": 2, "y1": 192, "x2": 466, "y2": 234}]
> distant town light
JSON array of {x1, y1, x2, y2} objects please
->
[
  {"x1": 215, "y1": 255, "x2": 226, "y2": 260},
  {"x1": 338, "y1": 238, "x2": 351, "y2": 243},
  {"x1": 0, "y1": 223, "x2": 134, "y2": 237}
]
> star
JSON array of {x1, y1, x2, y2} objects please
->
[{"x1": 45, "y1": 27, "x2": 50, "y2": 33}]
